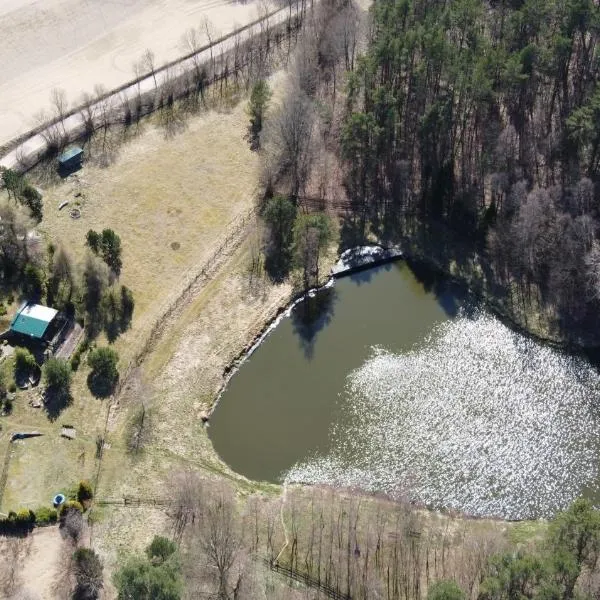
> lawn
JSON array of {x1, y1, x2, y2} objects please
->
[{"x1": 0, "y1": 95, "x2": 262, "y2": 514}]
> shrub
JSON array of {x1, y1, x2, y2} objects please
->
[
  {"x1": 15, "y1": 347, "x2": 36, "y2": 378},
  {"x1": 44, "y1": 357, "x2": 71, "y2": 391},
  {"x1": 60, "y1": 504, "x2": 84, "y2": 543},
  {"x1": 16, "y1": 508, "x2": 36, "y2": 525},
  {"x1": 146, "y1": 536, "x2": 177, "y2": 564},
  {"x1": 22, "y1": 263, "x2": 45, "y2": 300},
  {"x1": 73, "y1": 547, "x2": 104, "y2": 600},
  {"x1": 3, "y1": 396, "x2": 13, "y2": 414},
  {"x1": 0, "y1": 507, "x2": 36, "y2": 535},
  {"x1": 21, "y1": 185, "x2": 43, "y2": 222},
  {"x1": 86, "y1": 230, "x2": 101, "y2": 254},
  {"x1": 60, "y1": 500, "x2": 84, "y2": 515},
  {"x1": 86, "y1": 228, "x2": 122, "y2": 275},
  {"x1": 427, "y1": 580, "x2": 465, "y2": 600},
  {"x1": 35, "y1": 506, "x2": 58, "y2": 526},
  {"x1": 73, "y1": 548, "x2": 104, "y2": 600},
  {"x1": 77, "y1": 480, "x2": 94, "y2": 504},
  {"x1": 71, "y1": 337, "x2": 89, "y2": 372},
  {"x1": 120, "y1": 285, "x2": 135, "y2": 331},
  {"x1": 0, "y1": 369, "x2": 7, "y2": 399},
  {"x1": 87, "y1": 346, "x2": 119, "y2": 398},
  {"x1": 8, "y1": 382, "x2": 16, "y2": 393},
  {"x1": 114, "y1": 538, "x2": 182, "y2": 600}
]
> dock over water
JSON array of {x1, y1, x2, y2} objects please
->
[{"x1": 331, "y1": 245, "x2": 403, "y2": 278}]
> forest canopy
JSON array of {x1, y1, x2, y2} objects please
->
[{"x1": 342, "y1": 0, "x2": 600, "y2": 343}]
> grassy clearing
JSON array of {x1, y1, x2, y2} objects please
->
[
  {"x1": 38, "y1": 102, "x2": 261, "y2": 367},
  {"x1": 90, "y1": 234, "x2": 291, "y2": 568},
  {"x1": 0, "y1": 94, "x2": 262, "y2": 513}
]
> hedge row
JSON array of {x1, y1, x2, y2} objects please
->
[
  {"x1": 0, "y1": 505, "x2": 60, "y2": 535},
  {"x1": 0, "y1": 506, "x2": 59, "y2": 535},
  {"x1": 0, "y1": 481, "x2": 91, "y2": 536}
]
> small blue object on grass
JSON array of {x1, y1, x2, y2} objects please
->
[{"x1": 53, "y1": 493, "x2": 66, "y2": 507}]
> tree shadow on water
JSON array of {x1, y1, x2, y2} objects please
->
[
  {"x1": 348, "y1": 262, "x2": 397, "y2": 286},
  {"x1": 291, "y1": 287, "x2": 338, "y2": 360},
  {"x1": 406, "y1": 258, "x2": 476, "y2": 319}
]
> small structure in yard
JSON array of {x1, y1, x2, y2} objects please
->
[
  {"x1": 10, "y1": 431, "x2": 42, "y2": 442},
  {"x1": 61, "y1": 426, "x2": 76, "y2": 440},
  {"x1": 10, "y1": 302, "x2": 59, "y2": 343},
  {"x1": 53, "y1": 493, "x2": 65, "y2": 507},
  {"x1": 57, "y1": 146, "x2": 83, "y2": 174}
]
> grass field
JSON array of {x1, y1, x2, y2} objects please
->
[{"x1": 0, "y1": 94, "x2": 266, "y2": 516}]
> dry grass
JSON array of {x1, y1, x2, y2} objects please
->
[
  {"x1": 0, "y1": 526, "x2": 66, "y2": 599},
  {"x1": 0, "y1": 95, "x2": 264, "y2": 513},
  {"x1": 90, "y1": 234, "x2": 292, "y2": 574},
  {"x1": 38, "y1": 102, "x2": 261, "y2": 367}
]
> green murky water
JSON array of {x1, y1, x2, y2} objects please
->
[{"x1": 209, "y1": 262, "x2": 600, "y2": 519}]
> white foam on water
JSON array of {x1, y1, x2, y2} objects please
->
[{"x1": 285, "y1": 312, "x2": 600, "y2": 519}]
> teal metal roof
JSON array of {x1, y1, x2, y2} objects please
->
[
  {"x1": 10, "y1": 304, "x2": 58, "y2": 339},
  {"x1": 58, "y1": 146, "x2": 83, "y2": 164}
]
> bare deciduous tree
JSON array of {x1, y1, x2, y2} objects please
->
[
  {"x1": 60, "y1": 508, "x2": 84, "y2": 546},
  {"x1": 200, "y1": 485, "x2": 240, "y2": 600},
  {"x1": 142, "y1": 48, "x2": 158, "y2": 89},
  {"x1": 264, "y1": 87, "x2": 316, "y2": 199},
  {"x1": 50, "y1": 87, "x2": 69, "y2": 141},
  {"x1": 79, "y1": 92, "x2": 96, "y2": 148}
]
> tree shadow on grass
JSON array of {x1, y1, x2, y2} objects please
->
[
  {"x1": 264, "y1": 251, "x2": 293, "y2": 283},
  {"x1": 87, "y1": 372, "x2": 118, "y2": 399},
  {"x1": 44, "y1": 388, "x2": 73, "y2": 422}
]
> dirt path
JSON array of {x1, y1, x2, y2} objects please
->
[{"x1": 0, "y1": 526, "x2": 65, "y2": 599}]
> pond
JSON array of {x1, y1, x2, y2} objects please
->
[{"x1": 208, "y1": 262, "x2": 600, "y2": 519}]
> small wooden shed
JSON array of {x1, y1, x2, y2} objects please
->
[{"x1": 57, "y1": 146, "x2": 83, "y2": 172}]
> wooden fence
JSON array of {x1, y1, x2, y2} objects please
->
[{"x1": 267, "y1": 559, "x2": 353, "y2": 600}]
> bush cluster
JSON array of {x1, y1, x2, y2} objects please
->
[
  {"x1": 87, "y1": 346, "x2": 119, "y2": 398},
  {"x1": 77, "y1": 480, "x2": 94, "y2": 504},
  {"x1": 71, "y1": 337, "x2": 91, "y2": 372},
  {"x1": 35, "y1": 506, "x2": 58, "y2": 526},
  {"x1": 14, "y1": 347, "x2": 37, "y2": 377},
  {"x1": 86, "y1": 228, "x2": 122, "y2": 275},
  {"x1": 60, "y1": 500, "x2": 84, "y2": 515},
  {"x1": 0, "y1": 508, "x2": 36, "y2": 535}
]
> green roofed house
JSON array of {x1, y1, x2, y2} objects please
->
[{"x1": 10, "y1": 303, "x2": 59, "y2": 341}]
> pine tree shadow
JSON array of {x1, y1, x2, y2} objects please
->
[
  {"x1": 87, "y1": 372, "x2": 118, "y2": 399},
  {"x1": 291, "y1": 287, "x2": 337, "y2": 360}
]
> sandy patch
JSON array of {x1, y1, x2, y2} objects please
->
[{"x1": 0, "y1": 526, "x2": 65, "y2": 599}]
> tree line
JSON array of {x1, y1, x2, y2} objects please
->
[
  {"x1": 99, "y1": 473, "x2": 600, "y2": 600},
  {"x1": 258, "y1": 0, "x2": 363, "y2": 286},
  {"x1": 337, "y1": 0, "x2": 600, "y2": 344},
  {"x1": 10, "y1": 5, "x2": 306, "y2": 173}
]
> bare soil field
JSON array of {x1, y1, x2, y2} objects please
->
[
  {"x1": 0, "y1": 525, "x2": 66, "y2": 599},
  {"x1": 0, "y1": 0, "x2": 271, "y2": 147}
]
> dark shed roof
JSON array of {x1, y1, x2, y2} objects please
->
[{"x1": 58, "y1": 146, "x2": 83, "y2": 165}]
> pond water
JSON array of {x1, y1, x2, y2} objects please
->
[{"x1": 208, "y1": 262, "x2": 600, "y2": 519}]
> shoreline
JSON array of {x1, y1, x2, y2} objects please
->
[{"x1": 203, "y1": 244, "x2": 597, "y2": 525}]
